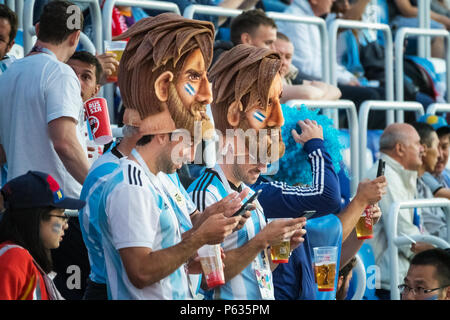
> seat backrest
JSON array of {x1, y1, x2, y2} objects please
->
[{"x1": 346, "y1": 242, "x2": 379, "y2": 300}]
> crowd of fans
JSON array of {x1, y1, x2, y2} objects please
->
[{"x1": 0, "y1": 0, "x2": 449, "y2": 302}]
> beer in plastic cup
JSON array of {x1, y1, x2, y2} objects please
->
[
  {"x1": 313, "y1": 246, "x2": 338, "y2": 292},
  {"x1": 355, "y1": 206, "x2": 374, "y2": 240},
  {"x1": 84, "y1": 97, "x2": 113, "y2": 145},
  {"x1": 104, "y1": 40, "x2": 127, "y2": 82},
  {"x1": 197, "y1": 244, "x2": 225, "y2": 288},
  {"x1": 267, "y1": 218, "x2": 293, "y2": 263}
]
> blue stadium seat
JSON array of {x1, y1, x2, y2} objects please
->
[
  {"x1": 366, "y1": 129, "x2": 383, "y2": 163},
  {"x1": 262, "y1": 0, "x2": 288, "y2": 12},
  {"x1": 346, "y1": 242, "x2": 379, "y2": 300}
]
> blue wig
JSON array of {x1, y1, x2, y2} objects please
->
[{"x1": 271, "y1": 104, "x2": 347, "y2": 186}]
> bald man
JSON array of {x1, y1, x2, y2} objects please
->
[{"x1": 365, "y1": 123, "x2": 427, "y2": 299}]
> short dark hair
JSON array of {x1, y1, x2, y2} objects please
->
[
  {"x1": 0, "y1": 206, "x2": 54, "y2": 273},
  {"x1": 69, "y1": 51, "x2": 103, "y2": 84},
  {"x1": 37, "y1": 1, "x2": 83, "y2": 45},
  {"x1": 276, "y1": 31, "x2": 290, "y2": 42},
  {"x1": 136, "y1": 134, "x2": 154, "y2": 146},
  {"x1": 230, "y1": 9, "x2": 277, "y2": 46},
  {"x1": 411, "y1": 122, "x2": 436, "y2": 147},
  {"x1": 411, "y1": 248, "x2": 450, "y2": 287},
  {"x1": 0, "y1": 4, "x2": 18, "y2": 45}
]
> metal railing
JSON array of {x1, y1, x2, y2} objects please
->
[
  {"x1": 426, "y1": 102, "x2": 450, "y2": 115},
  {"x1": 285, "y1": 99, "x2": 359, "y2": 196},
  {"x1": 183, "y1": 4, "x2": 242, "y2": 20},
  {"x1": 102, "y1": 0, "x2": 180, "y2": 123},
  {"x1": 23, "y1": 0, "x2": 103, "y2": 55},
  {"x1": 328, "y1": 19, "x2": 395, "y2": 126},
  {"x1": 394, "y1": 27, "x2": 450, "y2": 122},
  {"x1": 418, "y1": 0, "x2": 432, "y2": 58},
  {"x1": 358, "y1": 101, "x2": 424, "y2": 179},
  {"x1": 387, "y1": 198, "x2": 450, "y2": 300}
]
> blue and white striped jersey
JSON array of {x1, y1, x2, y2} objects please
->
[
  {"x1": 79, "y1": 149, "x2": 122, "y2": 285},
  {"x1": 188, "y1": 165, "x2": 273, "y2": 300},
  {"x1": 99, "y1": 157, "x2": 190, "y2": 300}
]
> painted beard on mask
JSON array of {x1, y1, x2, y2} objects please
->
[
  {"x1": 166, "y1": 83, "x2": 214, "y2": 140},
  {"x1": 237, "y1": 116, "x2": 285, "y2": 163}
]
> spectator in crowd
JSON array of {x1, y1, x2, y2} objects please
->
[
  {"x1": 365, "y1": 123, "x2": 433, "y2": 299},
  {"x1": 336, "y1": 256, "x2": 357, "y2": 300},
  {"x1": 400, "y1": 248, "x2": 450, "y2": 300},
  {"x1": 419, "y1": 114, "x2": 450, "y2": 188},
  {"x1": 95, "y1": 13, "x2": 251, "y2": 300},
  {"x1": 0, "y1": 1, "x2": 90, "y2": 199},
  {"x1": 189, "y1": 44, "x2": 307, "y2": 300},
  {"x1": 0, "y1": 171, "x2": 85, "y2": 300},
  {"x1": 0, "y1": 4, "x2": 18, "y2": 185},
  {"x1": 98, "y1": 109, "x2": 242, "y2": 299},
  {"x1": 277, "y1": 0, "x2": 388, "y2": 129},
  {"x1": 191, "y1": 44, "x2": 386, "y2": 300},
  {"x1": 0, "y1": 4, "x2": 17, "y2": 73},
  {"x1": 274, "y1": 32, "x2": 342, "y2": 101},
  {"x1": 254, "y1": 104, "x2": 385, "y2": 300},
  {"x1": 46, "y1": 51, "x2": 104, "y2": 300},
  {"x1": 388, "y1": 0, "x2": 450, "y2": 58},
  {"x1": 67, "y1": 51, "x2": 103, "y2": 102},
  {"x1": 218, "y1": 9, "x2": 341, "y2": 103},
  {"x1": 412, "y1": 121, "x2": 449, "y2": 240}
]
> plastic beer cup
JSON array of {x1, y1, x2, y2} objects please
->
[
  {"x1": 104, "y1": 40, "x2": 127, "y2": 82},
  {"x1": 313, "y1": 246, "x2": 338, "y2": 292}
]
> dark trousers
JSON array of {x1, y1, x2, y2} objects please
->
[{"x1": 83, "y1": 278, "x2": 108, "y2": 300}]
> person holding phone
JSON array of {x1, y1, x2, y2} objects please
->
[{"x1": 188, "y1": 45, "x2": 307, "y2": 300}]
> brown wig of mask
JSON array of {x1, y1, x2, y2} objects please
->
[
  {"x1": 208, "y1": 44, "x2": 282, "y2": 134},
  {"x1": 114, "y1": 13, "x2": 215, "y2": 121}
]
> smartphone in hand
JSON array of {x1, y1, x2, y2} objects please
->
[{"x1": 232, "y1": 189, "x2": 262, "y2": 217}]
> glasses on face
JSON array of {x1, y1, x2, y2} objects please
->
[{"x1": 398, "y1": 284, "x2": 449, "y2": 296}]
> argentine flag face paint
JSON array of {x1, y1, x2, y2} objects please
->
[
  {"x1": 253, "y1": 110, "x2": 266, "y2": 123},
  {"x1": 184, "y1": 83, "x2": 196, "y2": 96}
]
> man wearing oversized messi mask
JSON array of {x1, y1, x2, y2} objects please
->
[
  {"x1": 114, "y1": 12, "x2": 215, "y2": 142},
  {"x1": 188, "y1": 45, "x2": 307, "y2": 300}
]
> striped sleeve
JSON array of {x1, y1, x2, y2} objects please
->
[{"x1": 255, "y1": 139, "x2": 341, "y2": 218}]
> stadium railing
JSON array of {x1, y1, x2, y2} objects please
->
[
  {"x1": 426, "y1": 102, "x2": 450, "y2": 115},
  {"x1": 418, "y1": 0, "x2": 432, "y2": 58},
  {"x1": 285, "y1": 99, "x2": 359, "y2": 196},
  {"x1": 328, "y1": 19, "x2": 395, "y2": 126},
  {"x1": 183, "y1": 4, "x2": 242, "y2": 20},
  {"x1": 387, "y1": 198, "x2": 450, "y2": 300},
  {"x1": 5, "y1": 0, "x2": 23, "y2": 29},
  {"x1": 358, "y1": 100, "x2": 424, "y2": 180},
  {"x1": 102, "y1": 0, "x2": 181, "y2": 123},
  {"x1": 394, "y1": 27, "x2": 450, "y2": 122}
]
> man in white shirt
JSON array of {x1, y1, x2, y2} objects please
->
[
  {"x1": 0, "y1": 1, "x2": 89, "y2": 198},
  {"x1": 366, "y1": 123, "x2": 429, "y2": 299}
]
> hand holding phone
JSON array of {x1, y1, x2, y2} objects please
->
[{"x1": 232, "y1": 189, "x2": 262, "y2": 217}]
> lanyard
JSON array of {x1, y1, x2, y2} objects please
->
[
  {"x1": 213, "y1": 165, "x2": 269, "y2": 269},
  {"x1": 28, "y1": 46, "x2": 56, "y2": 59},
  {"x1": 130, "y1": 149, "x2": 182, "y2": 239}
]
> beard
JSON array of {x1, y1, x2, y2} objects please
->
[
  {"x1": 166, "y1": 83, "x2": 215, "y2": 140},
  {"x1": 237, "y1": 115, "x2": 285, "y2": 164}
]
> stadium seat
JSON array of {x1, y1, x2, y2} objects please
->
[
  {"x1": 262, "y1": 0, "x2": 288, "y2": 12},
  {"x1": 346, "y1": 242, "x2": 379, "y2": 300}
]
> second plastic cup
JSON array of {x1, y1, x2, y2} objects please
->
[
  {"x1": 355, "y1": 206, "x2": 374, "y2": 240},
  {"x1": 197, "y1": 244, "x2": 225, "y2": 289},
  {"x1": 313, "y1": 246, "x2": 338, "y2": 292},
  {"x1": 268, "y1": 218, "x2": 293, "y2": 263},
  {"x1": 104, "y1": 40, "x2": 127, "y2": 82},
  {"x1": 84, "y1": 97, "x2": 113, "y2": 145}
]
